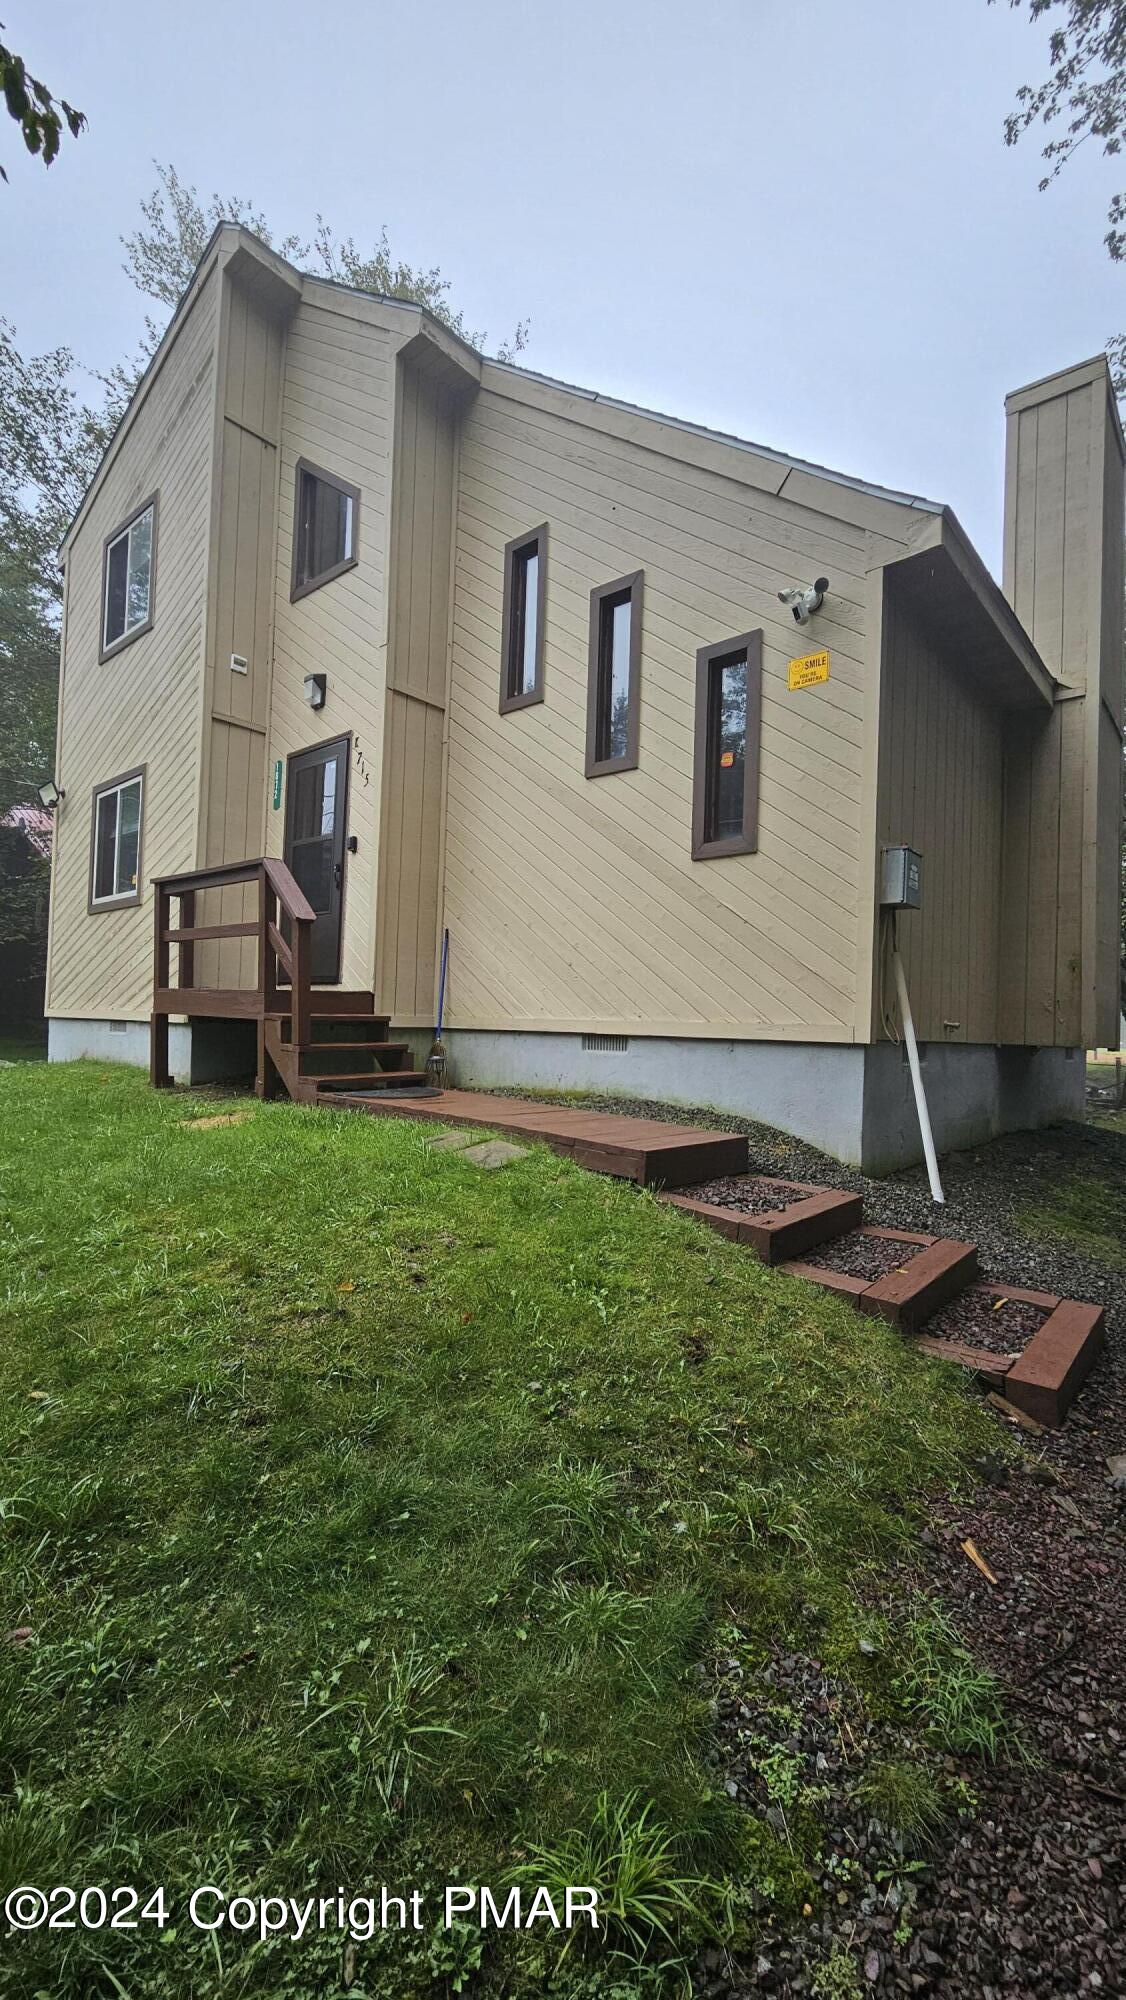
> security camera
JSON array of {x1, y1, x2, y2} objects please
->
[{"x1": 778, "y1": 576, "x2": 829, "y2": 626}]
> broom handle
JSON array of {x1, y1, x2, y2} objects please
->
[{"x1": 436, "y1": 927, "x2": 449, "y2": 1036}]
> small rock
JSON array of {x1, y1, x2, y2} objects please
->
[
  {"x1": 461, "y1": 1139, "x2": 528, "y2": 1169},
  {"x1": 865, "y1": 1947, "x2": 881, "y2": 1982}
]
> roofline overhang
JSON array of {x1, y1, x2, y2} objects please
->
[
  {"x1": 883, "y1": 507, "x2": 1056, "y2": 710},
  {"x1": 61, "y1": 225, "x2": 304, "y2": 554}
]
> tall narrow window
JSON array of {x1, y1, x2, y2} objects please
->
[
  {"x1": 586, "y1": 570, "x2": 643, "y2": 776},
  {"x1": 291, "y1": 460, "x2": 361, "y2": 600},
  {"x1": 500, "y1": 525, "x2": 548, "y2": 711},
  {"x1": 89, "y1": 769, "x2": 145, "y2": 908},
  {"x1": 101, "y1": 497, "x2": 157, "y2": 658},
  {"x1": 692, "y1": 630, "x2": 762, "y2": 859}
]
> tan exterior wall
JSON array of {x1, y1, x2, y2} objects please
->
[
  {"x1": 45, "y1": 265, "x2": 220, "y2": 1022},
  {"x1": 874, "y1": 576, "x2": 1005, "y2": 1044},
  {"x1": 439, "y1": 370, "x2": 922, "y2": 1042},
  {"x1": 375, "y1": 355, "x2": 460, "y2": 1022},
  {"x1": 194, "y1": 270, "x2": 288, "y2": 989},
  {"x1": 1000, "y1": 357, "x2": 1125, "y2": 1048},
  {"x1": 263, "y1": 287, "x2": 399, "y2": 991}
]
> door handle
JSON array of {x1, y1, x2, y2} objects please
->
[{"x1": 334, "y1": 861, "x2": 343, "y2": 890}]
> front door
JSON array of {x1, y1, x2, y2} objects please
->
[{"x1": 283, "y1": 735, "x2": 349, "y2": 984}]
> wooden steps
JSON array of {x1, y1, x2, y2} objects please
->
[
  {"x1": 653, "y1": 1179, "x2": 1102, "y2": 1427},
  {"x1": 261, "y1": 989, "x2": 414, "y2": 1104}
]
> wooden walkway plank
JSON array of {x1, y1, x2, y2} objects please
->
[{"x1": 322, "y1": 1085, "x2": 748, "y2": 1187}]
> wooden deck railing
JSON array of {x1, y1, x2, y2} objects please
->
[{"x1": 150, "y1": 856, "x2": 316, "y2": 1088}]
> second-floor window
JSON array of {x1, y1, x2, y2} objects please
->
[
  {"x1": 102, "y1": 498, "x2": 156, "y2": 658},
  {"x1": 500, "y1": 525, "x2": 547, "y2": 711},
  {"x1": 692, "y1": 631, "x2": 762, "y2": 859},
  {"x1": 586, "y1": 571, "x2": 643, "y2": 776},
  {"x1": 292, "y1": 460, "x2": 360, "y2": 600}
]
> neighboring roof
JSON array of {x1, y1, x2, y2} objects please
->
[{"x1": 0, "y1": 805, "x2": 53, "y2": 859}]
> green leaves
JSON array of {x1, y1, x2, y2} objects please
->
[{"x1": 0, "y1": 34, "x2": 85, "y2": 181}]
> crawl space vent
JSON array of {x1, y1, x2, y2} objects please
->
[{"x1": 582, "y1": 1034, "x2": 629, "y2": 1054}]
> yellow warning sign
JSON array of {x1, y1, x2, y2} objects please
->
[{"x1": 788, "y1": 649, "x2": 830, "y2": 691}]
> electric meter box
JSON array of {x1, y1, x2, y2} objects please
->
[{"x1": 880, "y1": 845, "x2": 922, "y2": 909}]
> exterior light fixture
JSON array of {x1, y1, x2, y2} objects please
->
[
  {"x1": 303, "y1": 673, "x2": 327, "y2": 711},
  {"x1": 37, "y1": 778, "x2": 65, "y2": 810}
]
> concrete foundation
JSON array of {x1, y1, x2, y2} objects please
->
[
  {"x1": 402, "y1": 1028, "x2": 1085, "y2": 1174},
  {"x1": 48, "y1": 1016, "x2": 256, "y2": 1086},
  {"x1": 48, "y1": 1018, "x2": 1085, "y2": 1174}
]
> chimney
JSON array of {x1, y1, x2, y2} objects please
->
[{"x1": 1000, "y1": 357, "x2": 1124, "y2": 1049}]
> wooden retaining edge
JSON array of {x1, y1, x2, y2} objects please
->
[
  {"x1": 661, "y1": 1188, "x2": 1104, "y2": 1429},
  {"x1": 1002, "y1": 1301, "x2": 1106, "y2": 1428},
  {"x1": 660, "y1": 1182, "x2": 862, "y2": 1263},
  {"x1": 858, "y1": 1237, "x2": 980, "y2": 1331},
  {"x1": 915, "y1": 1336, "x2": 1018, "y2": 1393}
]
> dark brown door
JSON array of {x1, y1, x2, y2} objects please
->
[{"x1": 283, "y1": 736, "x2": 349, "y2": 984}]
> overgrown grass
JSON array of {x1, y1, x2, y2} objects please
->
[
  {"x1": 1017, "y1": 1165, "x2": 1126, "y2": 1268},
  {"x1": 0, "y1": 1063, "x2": 995, "y2": 1997}
]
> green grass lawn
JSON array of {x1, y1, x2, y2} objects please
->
[{"x1": 0, "y1": 1064, "x2": 995, "y2": 1999}]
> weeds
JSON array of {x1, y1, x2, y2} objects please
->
[
  {"x1": 894, "y1": 1607, "x2": 1010, "y2": 1760},
  {"x1": 511, "y1": 1790, "x2": 720, "y2": 1967},
  {"x1": 855, "y1": 1757, "x2": 949, "y2": 1848}
]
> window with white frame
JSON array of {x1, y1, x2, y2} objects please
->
[
  {"x1": 102, "y1": 498, "x2": 156, "y2": 656},
  {"x1": 91, "y1": 771, "x2": 144, "y2": 907}
]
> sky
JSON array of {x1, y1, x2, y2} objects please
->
[{"x1": 3, "y1": 0, "x2": 1122, "y2": 574}]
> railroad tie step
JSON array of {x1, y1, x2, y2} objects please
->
[{"x1": 857, "y1": 1236, "x2": 979, "y2": 1332}]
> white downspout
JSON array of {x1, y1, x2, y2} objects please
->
[{"x1": 891, "y1": 942, "x2": 945, "y2": 1205}]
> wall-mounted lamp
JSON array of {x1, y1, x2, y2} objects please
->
[
  {"x1": 37, "y1": 778, "x2": 65, "y2": 811},
  {"x1": 303, "y1": 673, "x2": 327, "y2": 711}
]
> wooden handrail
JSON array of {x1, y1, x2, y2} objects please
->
[
  {"x1": 150, "y1": 853, "x2": 317, "y2": 1089},
  {"x1": 263, "y1": 855, "x2": 316, "y2": 925}
]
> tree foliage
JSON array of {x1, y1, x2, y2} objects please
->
[
  {"x1": 0, "y1": 27, "x2": 84, "y2": 180},
  {"x1": 0, "y1": 162, "x2": 529, "y2": 825},
  {"x1": 121, "y1": 164, "x2": 529, "y2": 371},
  {"x1": 998, "y1": 3, "x2": 1126, "y2": 248}
]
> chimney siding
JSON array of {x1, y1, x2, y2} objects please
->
[{"x1": 1000, "y1": 358, "x2": 1124, "y2": 1050}]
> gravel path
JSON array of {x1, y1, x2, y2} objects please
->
[
  {"x1": 799, "y1": 1229, "x2": 924, "y2": 1281},
  {"x1": 683, "y1": 1175, "x2": 810, "y2": 1216},
  {"x1": 925, "y1": 1290, "x2": 1050, "y2": 1357}
]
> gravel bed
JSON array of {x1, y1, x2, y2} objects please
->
[
  {"x1": 925, "y1": 1289, "x2": 1051, "y2": 1357},
  {"x1": 800, "y1": 1229, "x2": 924, "y2": 1281},
  {"x1": 681, "y1": 1174, "x2": 809, "y2": 1216}
]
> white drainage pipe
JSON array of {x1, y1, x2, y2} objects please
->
[{"x1": 892, "y1": 946, "x2": 945, "y2": 1205}]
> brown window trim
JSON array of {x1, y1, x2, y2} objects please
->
[
  {"x1": 499, "y1": 523, "x2": 548, "y2": 713},
  {"x1": 87, "y1": 764, "x2": 147, "y2": 912},
  {"x1": 585, "y1": 570, "x2": 643, "y2": 778},
  {"x1": 99, "y1": 492, "x2": 159, "y2": 663},
  {"x1": 290, "y1": 458, "x2": 361, "y2": 602},
  {"x1": 692, "y1": 630, "x2": 762, "y2": 860}
]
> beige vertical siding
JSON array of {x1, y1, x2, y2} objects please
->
[
  {"x1": 46, "y1": 266, "x2": 220, "y2": 1022},
  {"x1": 1001, "y1": 358, "x2": 1124, "y2": 1046},
  {"x1": 375, "y1": 358, "x2": 459, "y2": 1021},
  {"x1": 874, "y1": 577, "x2": 1005, "y2": 1045},
  {"x1": 439, "y1": 373, "x2": 921, "y2": 1041},
  {"x1": 265, "y1": 290, "x2": 399, "y2": 991},
  {"x1": 194, "y1": 273, "x2": 287, "y2": 988}
]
